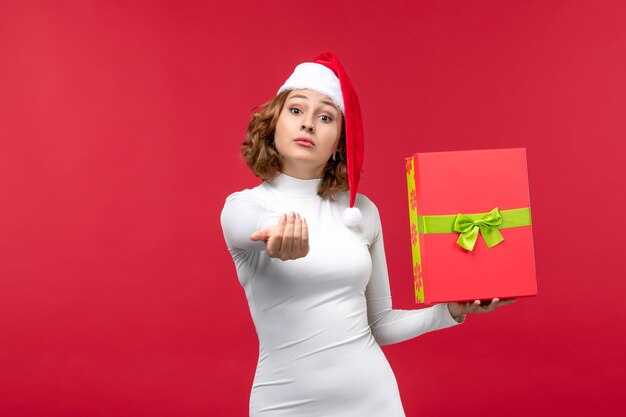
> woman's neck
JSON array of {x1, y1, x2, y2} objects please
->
[{"x1": 280, "y1": 161, "x2": 324, "y2": 180}]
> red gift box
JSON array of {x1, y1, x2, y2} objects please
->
[{"x1": 405, "y1": 148, "x2": 537, "y2": 304}]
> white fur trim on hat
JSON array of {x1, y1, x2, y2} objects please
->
[{"x1": 277, "y1": 63, "x2": 344, "y2": 113}]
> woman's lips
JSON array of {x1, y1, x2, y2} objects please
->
[{"x1": 294, "y1": 138, "x2": 315, "y2": 147}]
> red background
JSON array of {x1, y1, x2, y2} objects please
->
[{"x1": 1, "y1": 1, "x2": 625, "y2": 416}]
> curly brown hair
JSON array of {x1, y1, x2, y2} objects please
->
[{"x1": 241, "y1": 90, "x2": 348, "y2": 198}]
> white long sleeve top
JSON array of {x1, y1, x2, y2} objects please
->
[{"x1": 221, "y1": 174, "x2": 462, "y2": 417}]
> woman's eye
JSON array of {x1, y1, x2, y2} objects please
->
[
  {"x1": 320, "y1": 115, "x2": 333, "y2": 122},
  {"x1": 289, "y1": 108, "x2": 301, "y2": 115}
]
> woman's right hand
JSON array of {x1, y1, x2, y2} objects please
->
[{"x1": 249, "y1": 212, "x2": 309, "y2": 261}]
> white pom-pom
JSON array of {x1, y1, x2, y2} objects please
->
[{"x1": 342, "y1": 207, "x2": 362, "y2": 227}]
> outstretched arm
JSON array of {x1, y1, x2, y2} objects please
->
[
  {"x1": 221, "y1": 191, "x2": 309, "y2": 260},
  {"x1": 365, "y1": 218, "x2": 461, "y2": 346},
  {"x1": 221, "y1": 191, "x2": 281, "y2": 252}
]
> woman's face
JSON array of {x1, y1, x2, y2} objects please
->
[{"x1": 274, "y1": 89, "x2": 343, "y2": 179}]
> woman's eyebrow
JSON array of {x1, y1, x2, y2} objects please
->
[{"x1": 288, "y1": 94, "x2": 338, "y2": 111}]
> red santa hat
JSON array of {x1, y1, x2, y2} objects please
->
[{"x1": 277, "y1": 51, "x2": 364, "y2": 227}]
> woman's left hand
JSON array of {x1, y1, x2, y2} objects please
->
[{"x1": 447, "y1": 298, "x2": 516, "y2": 322}]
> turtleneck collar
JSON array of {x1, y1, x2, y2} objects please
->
[{"x1": 267, "y1": 173, "x2": 321, "y2": 197}]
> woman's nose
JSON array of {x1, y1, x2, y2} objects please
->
[{"x1": 301, "y1": 121, "x2": 314, "y2": 133}]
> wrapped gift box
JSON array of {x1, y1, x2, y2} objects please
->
[{"x1": 405, "y1": 148, "x2": 537, "y2": 304}]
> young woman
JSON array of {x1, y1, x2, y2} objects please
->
[{"x1": 221, "y1": 51, "x2": 513, "y2": 417}]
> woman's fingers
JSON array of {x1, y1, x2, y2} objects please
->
[
  {"x1": 462, "y1": 297, "x2": 517, "y2": 314},
  {"x1": 292, "y1": 214, "x2": 302, "y2": 255},
  {"x1": 266, "y1": 214, "x2": 287, "y2": 257},
  {"x1": 249, "y1": 229, "x2": 269, "y2": 242},
  {"x1": 498, "y1": 298, "x2": 516, "y2": 307},
  {"x1": 281, "y1": 212, "x2": 296, "y2": 259},
  {"x1": 294, "y1": 214, "x2": 309, "y2": 257},
  {"x1": 300, "y1": 216, "x2": 309, "y2": 255},
  {"x1": 277, "y1": 212, "x2": 295, "y2": 260},
  {"x1": 469, "y1": 300, "x2": 482, "y2": 313},
  {"x1": 256, "y1": 212, "x2": 310, "y2": 260},
  {"x1": 484, "y1": 298, "x2": 499, "y2": 312},
  {"x1": 483, "y1": 298, "x2": 516, "y2": 312},
  {"x1": 285, "y1": 213, "x2": 309, "y2": 259}
]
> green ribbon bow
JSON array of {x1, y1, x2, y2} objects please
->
[
  {"x1": 418, "y1": 207, "x2": 532, "y2": 252},
  {"x1": 453, "y1": 207, "x2": 504, "y2": 251}
]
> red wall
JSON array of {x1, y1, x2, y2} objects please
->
[{"x1": 1, "y1": 1, "x2": 625, "y2": 415}]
